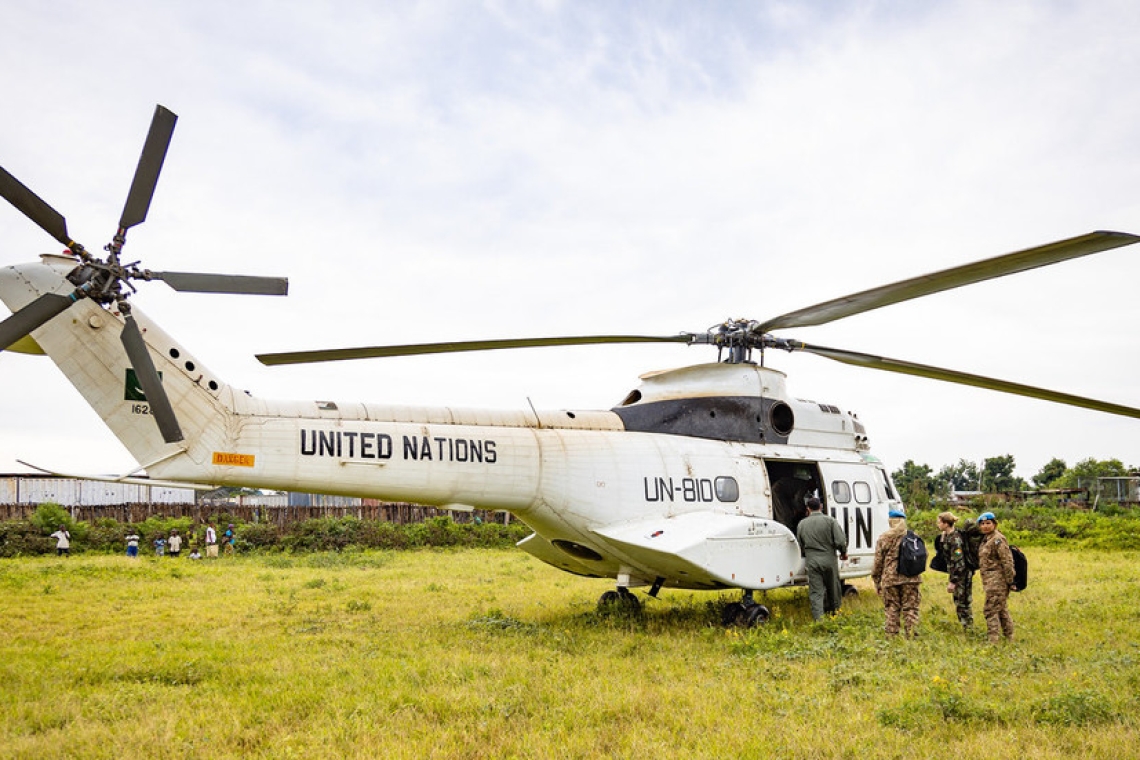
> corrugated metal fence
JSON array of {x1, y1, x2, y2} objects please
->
[
  {"x1": 0, "y1": 476, "x2": 196, "y2": 506},
  {"x1": 0, "y1": 475, "x2": 509, "y2": 525}
]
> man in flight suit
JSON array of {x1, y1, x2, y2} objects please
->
[{"x1": 796, "y1": 497, "x2": 849, "y2": 620}]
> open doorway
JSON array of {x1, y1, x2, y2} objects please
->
[{"x1": 765, "y1": 460, "x2": 824, "y2": 535}]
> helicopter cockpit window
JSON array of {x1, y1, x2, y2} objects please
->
[
  {"x1": 715, "y1": 477, "x2": 739, "y2": 502},
  {"x1": 853, "y1": 481, "x2": 873, "y2": 504},
  {"x1": 831, "y1": 481, "x2": 852, "y2": 504}
]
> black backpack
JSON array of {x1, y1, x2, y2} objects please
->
[
  {"x1": 1011, "y1": 545, "x2": 1028, "y2": 591},
  {"x1": 957, "y1": 520, "x2": 983, "y2": 571},
  {"x1": 897, "y1": 530, "x2": 928, "y2": 577}
]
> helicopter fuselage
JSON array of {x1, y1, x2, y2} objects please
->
[{"x1": 2, "y1": 256, "x2": 901, "y2": 592}]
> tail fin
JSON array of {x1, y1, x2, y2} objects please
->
[{"x1": 1, "y1": 257, "x2": 235, "y2": 475}]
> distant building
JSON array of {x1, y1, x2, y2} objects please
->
[{"x1": 0, "y1": 474, "x2": 197, "y2": 507}]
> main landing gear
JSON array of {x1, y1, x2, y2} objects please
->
[{"x1": 722, "y1": 590, "x2": 771, "y2": 628}]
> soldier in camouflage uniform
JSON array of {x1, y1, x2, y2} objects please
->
[
  {"x1": 871, "y1": 509, "x2": 922, "y2": 637},
  {"x1": 976, "y1": 511, "x2": 1015, "y2": 643},
  {"x1": 796, "y1": 497, "x2": 848, "y2": 621},
  {"x1": 936, "y1": 511, "x2": 973, "y2": 630}
]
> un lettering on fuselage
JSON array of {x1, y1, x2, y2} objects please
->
[{"x1": 300, "y1": 429, "x2": 497, "y2": 464}]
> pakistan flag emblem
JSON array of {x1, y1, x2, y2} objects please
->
[{"x1": 124, "y1": 368, "x2": 162, "y2": 401}]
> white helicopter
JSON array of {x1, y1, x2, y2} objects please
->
[{"x1": 3, "y1": 106, "x2": 1139, "y2": 625}]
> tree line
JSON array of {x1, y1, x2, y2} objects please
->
[{"x1": 891, "y1": 456, "x2": 1136, "y2": 507}]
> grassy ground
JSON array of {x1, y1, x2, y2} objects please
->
[{"x1": 2, "y1": 547, "x2": 1138, "y2": 759}]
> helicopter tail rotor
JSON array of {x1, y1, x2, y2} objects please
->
[
  {"x1": 1, "y1": 104, "x2": 289, "y2": 444},
  {"x1": 0, "y1": 292, "x2": 80, "y2": 351},
  {"x1": 118, "y1": 105, "x2": 178, "y2": 233},
  {"x1": 119, "y1": 304, "x2": 185, "y2": 442}
]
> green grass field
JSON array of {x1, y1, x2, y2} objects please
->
[{"x1": 2, "y1": 547, "x2": 1138, "y2": 759}]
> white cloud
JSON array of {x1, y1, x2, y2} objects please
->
[{"x1": 2, "y1": 0, "x2": 1139, "y2": 480}]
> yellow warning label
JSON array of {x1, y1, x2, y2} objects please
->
[{"x1": 212, "y1": 452, "x2": 256, "y2": 467}]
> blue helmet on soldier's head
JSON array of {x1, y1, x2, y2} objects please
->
[
  {"x1": 978, "y1": 512, "x2": 997, "y2": 523},
  {"x1": 888, "y1": 509, "x2": 906, "y2": 519}
]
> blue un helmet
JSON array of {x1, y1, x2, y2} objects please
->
[
  {"x1": 888, "y1": 509, "x2": 906, "y2": 519},
  {"x1": 978, "y1": 511, "x2": 997, "y2": 523}
]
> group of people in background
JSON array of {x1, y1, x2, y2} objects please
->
[
  {"x1": 124, "y1": 523, "x2": 236, "y2": 559},
  {"x1": 46, "y1": 521, "x2": 238, "y2": 558},
  {"x1": 796, "y1": 496, "x2": 1018, "y2": 645}
]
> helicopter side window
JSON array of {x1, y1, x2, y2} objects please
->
[
  {"x1": 715, "y1": 477, "x2": 740, "y2": 502},
  {"x1": 853, "y1": 481, "x2": 873, "y2": 504},
  {"x1": 831, "y1": 481, "x2": 852, "y2": 504}
]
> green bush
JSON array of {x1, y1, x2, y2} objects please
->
[
  {"x1": 236, "y1": 522, "x2": 279, "y2": 550},
  {"x1": 30, "y1": 503, "x2": 73, "y2": 533},
  {"x1": 0, "y1": 521, "x2": 53, "y2": 557},
  {"x1": 908, "y1": 504, "x2": 1140, "y2": 550}
]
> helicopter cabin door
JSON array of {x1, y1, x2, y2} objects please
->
[{"x1": 762, "y1": 460, "x2": 824, "y2": 535}]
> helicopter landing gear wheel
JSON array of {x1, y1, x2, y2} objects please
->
[
  {"x1": 744, "y1": 604, "x2": 771, "y2": 626},
  {"x1": 722, "y1": 600, "x2": 771, "y2": 628},
  {"x1": 843, "y1": 583, "x2": 858, "y2": 598},
  {"x1": 722, "y1": 601, "x2": 747, "y2": 626},
  {"x1": 598, "y1": 587, "x2": 641, "y2": 613}
]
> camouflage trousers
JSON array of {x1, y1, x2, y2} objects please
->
[
  {"x1": 952, "y1": 573, "x2": 974, "y2": 629},
  {"x1": 881, "y1": 583, "x2": 921, "y2": 636},
  {"x1": 982, "y1": 579, "x2": 1014, "y2": 643}
]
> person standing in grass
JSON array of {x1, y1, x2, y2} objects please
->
[
  {"x1": 977, "y1": 511, "x2": 1015, "y2": 643},
  {"x1": 205, "y1": 524, "x2": 218, "y2": 558},
  {"x1": 796, "y1": 496, "x2": 848, "y2": 621},
  {"x1": 936, "y1": 511, "x2": 973, "y2": 631},
  {"x1": 872, "y1": 509, "x2": 922, "y2": 638},
  {"x1": 223, "y1": 524, "x2": 236, "y2": 556},
  {"x1": 50, "y1": 525, "x2": 71, "y2": 557},
  {"x1": 125, "y1": 531, "x2": 140, "y2": 558},
  {"x1": 167, "y1": 529, "x2": 182, "y2": 558}
]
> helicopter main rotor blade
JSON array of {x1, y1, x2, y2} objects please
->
[
  {"x1": 757, "y1": 231, "x2": 1140, "y2": 333},
  {"x1": 0, "y1": 293, "x2": 78, "y2": 351},
  {"x1": 257, "y1": 334, "x2": 694, "y2": 366},
  {"x1": 795, "y1": 341, "x2": 1140, "y2": 419},
  {"x1": 120, "y1": 314, "x2": 184, "y2": 442},
  {"x1": 119, "y1": 105, "x2": 178, "y2": 231},
  {"x1": 149, "y1": 271, "x2": 289, "y2": 296},
  {"x1": 0, "y1": 165, "x2": 74, "y2": 247}
]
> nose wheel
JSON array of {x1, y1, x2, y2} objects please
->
[{"x1": 598, "y1": 587, "x2": 642, "y2": 613}]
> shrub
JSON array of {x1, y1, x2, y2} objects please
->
[
  {"x1": 236, "y1": 522, "x2": 279, "y2": 550},
  {"x1": 0, "y1": 520, "x2": 53, "y2": 557},
  {"x1": 30, "y1": 503, "x2": 73, "y2": 533}
]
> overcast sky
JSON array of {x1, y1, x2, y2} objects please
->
[{"x1": 2, "y1": 0, "x2": 1138, "y2": 484}]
